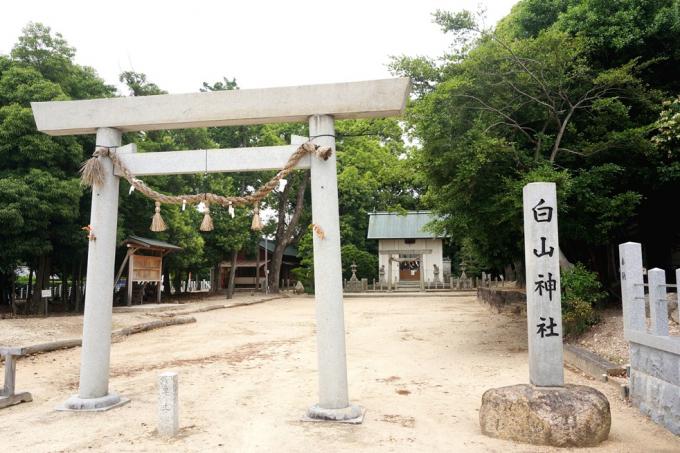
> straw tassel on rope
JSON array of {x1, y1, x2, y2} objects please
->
[
  {"x1": 200, "y1": 202, "x2": 214, "y2": 231},
  {"x1": 79, "y1": 147, "x2": 109, "y2": 188},
  {"x1": 251, "y1": 204, "x2": 263, "y2": 231},
  {"x1": 150, "y1": 201, "x2": 167, "y2": 232}
]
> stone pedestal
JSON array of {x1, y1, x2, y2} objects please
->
[
  {"x1": 57, "y1": 393, "x2": 129, "y2": 412},
  {"x1": 304, "y1": 403, "x2": 365, "y2": 424},
  {"x1": 479, "y1": 384, "x2": 610, "y2": 447}
]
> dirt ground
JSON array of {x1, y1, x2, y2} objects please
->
[
  {"x1": 1, "y1": 294, "x2": 678, "y2": 452},
  {"x1": 0, "y1": 293, "x2": 273, "y2": 347},
  {"x1": 571, "y1": 295, "x2": 680, "y2": 365}
]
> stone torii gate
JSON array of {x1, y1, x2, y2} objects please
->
[{"x1": 31, "y1": 78, "x2": 410, "y2": 421}]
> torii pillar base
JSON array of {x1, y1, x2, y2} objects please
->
[
  {"x1": 56, "y1": 393, "x2": 129, "y2": 412},
  {"x1": 303, "y1": 404, "x2": 365, "y2": 424}
]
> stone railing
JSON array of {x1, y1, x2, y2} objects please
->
[{"x1": 619, "y1": 242, "x2": 679, "y2": 435}]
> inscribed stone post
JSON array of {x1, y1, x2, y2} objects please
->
[
  {"x1": 523, "y1": 182, "x2": 564, "y2": 387},
  {"x1": 158, "y1": 372, "x2": 179, "y2": 437}
]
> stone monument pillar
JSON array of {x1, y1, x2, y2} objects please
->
[{"x1": 478, "y1": 182, "x2": 610, "y2": 447}]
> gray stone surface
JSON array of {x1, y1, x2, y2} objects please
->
[
  {"x1": 563, "y1": 344, "x2": 625, "y2": 379},
  {"x1": 158, "y1": 372, "x2": 179, "y2": 437},
  {"x1": 32, "y1": 78, "x2": 411, "y2": 135},
  {"x1": 57, "y1": 393, "x2": 129, "y2": 412},
  {"x1": 522, "y1": 183, "x2": 564, "y2": 387},
  {"x1": 629, "y1": 342, "x2": 680, "y2": 435},
  {"x1": 479, "y1": 384, "x2": 610, "y2": 447},
  {"x1": 306, "y1": 403, "x2": 363, "y2": 422},
  {"x1": 620, "y1": 242, "x2": 646, "y2": 332},
  {"x1": 0, "y1": 392, "x2": 32, "y2": 409},
  {"x1": 630, "y1": 342, "x2": 680, "y2": 386},
  {"x1": 476, "y1": 287, "x2": 525, "y2": 314},
  {"x1": 629, "y1": 369, "x2": 680, "y2": 435}
]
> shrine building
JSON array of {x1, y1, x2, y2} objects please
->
[{"x1": 367, "y1": 211, "x2": 448, "y2": 286}]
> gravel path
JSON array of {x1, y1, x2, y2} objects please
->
[{"x1": 1, "y1": 294, "x2": 678, "y2": 452}]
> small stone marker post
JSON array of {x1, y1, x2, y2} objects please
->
[
  {"x1": 522, "y1": 182, "x2": 564, "y2": 387},
  {"x1": 158, "y1": 372, "x2": 179, "y2": 438}
]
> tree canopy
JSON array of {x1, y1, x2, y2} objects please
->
[
  {"x1": 2, "y1": 3, "x2": 678, "y2": 310},
  {"x1": 391, "y1": 0, "x2": 680, "y2": 291}
]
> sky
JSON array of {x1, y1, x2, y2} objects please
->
[{"x1": 1, "y1": 0, "x2": 519, "y2": 95}]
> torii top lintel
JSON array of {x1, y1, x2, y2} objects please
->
[{"x1": 31, "y1": 78, "x2": 411, "y2": 136}]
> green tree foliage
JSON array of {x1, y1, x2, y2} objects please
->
[
  {"x1": 341, "y1": 244, "x2": 378, "y2": 282},
  {"x1": 561, "y1": 262, "x2": 606, "y2": 335},
  {"x1": 392, "y1": 1, "x2": 680, "y2": 292},
  {"x1": 116, "y1": 72, "x2": 263, "y2": 295},
  {"x1": 292, "y1": 119, "x2": 423, "y2": 289},
  {"x1": 0, "y1": 23, "x2": 114, "y2": 310}
]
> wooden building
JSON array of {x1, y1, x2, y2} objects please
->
[
  {"x1": 218, "y1": 239, "x2": 299, "y2": 290},
  {"x1": 115, "y1": 236, "x2": 182, "y2": 305}
]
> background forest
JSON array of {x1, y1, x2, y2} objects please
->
[{"x1": 1, "y1": 1, "x2": 679, "y2": 322}]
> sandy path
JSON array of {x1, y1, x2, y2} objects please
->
[
  {"x1": 1, "y1": 295, "x2": 678, "y2": 452},
  {"x1": 0, "y1": 293, "x2": 275, "y2": 347}
]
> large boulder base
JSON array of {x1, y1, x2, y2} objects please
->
[{"x1": 479, "y1": 384, "x2": 611, "y2": 447}]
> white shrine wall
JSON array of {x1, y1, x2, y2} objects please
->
[{"x1": 377, "y1": 238, "x2": 443, "y2": 282}]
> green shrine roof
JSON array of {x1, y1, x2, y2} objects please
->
[{"x1": 367, "y1": 211, "x2": 447, "y2": 240}]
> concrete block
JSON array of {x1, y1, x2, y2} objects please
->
[
  {"x1": 630, "y1": 343, "x2": 680, "y2": 386},
  {"x1": 563, "y1": 344, "x2": 626, "y2": 380},
  {"x1": 629, "y1": 369, "x2": 680, "y2": 435}
]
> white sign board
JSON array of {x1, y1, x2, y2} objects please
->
[{"x1": 41, "y1": 289, "x2": 51, "y2": 298}]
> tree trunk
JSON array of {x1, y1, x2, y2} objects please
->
[
  {"x1": 9, "y1": 272, "x2": 16, "y2": 309},
  {"x1": 0, "y1": 272, "x2": 6, "y2": 306},
  {"x1": 513, "y1": 259, "x2": 525, "y2": 288},
  {"x1": 269, "y1": 171, "x2": 309, "y2": 292},
  {"x1": 0, "y1": 272, "x2": 8, "y2": 307},
  {"x1": 226, "y1": 251, "x2": 238, "y2": 299},
  {"x1": 255, "y1": 248, "x2": 261, "y2": 292},
  {"x1": 269, "y1": 245, "x2": 285, "y2": 293},
  {"x1": 173, "y1": 271, "x2": 183, "y2": 294},
  {"x1": 70, "y1": 261, "x2": 78, "y2": 311},
  {"x1": 210, "y1": 263, "x2": 220, "y2": 294},
  {"x1": 26, "y1": 267, "x2": 33, "y2": 301},
  {"x1": 75, "y1": 258, "x2": 83, "y2": 312},
  {"x1": 30, "y1": 255, "x2": 50, "y2": 314},
  {"x1": 163, "y1": 267, "x2": 172, "y2": 296}
]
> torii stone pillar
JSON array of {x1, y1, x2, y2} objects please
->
[
  {"x1": 59, "y1": 127, "x2": 129, "y2": 411},
  {"x1": 306, "y1": 115, "x2": 362, "y2": 421}
]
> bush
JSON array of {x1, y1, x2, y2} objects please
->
[
  {"x1": 291, "y1": 229, "x2": 314, "y2": 292},
  {"x1": 341, "y1": 244, "x2": 378, "y2": 282},
  {"x1": 561, "y1": 263, "x2": 606, "y2": 336},
  {"x1": 290, "y1": 234, "x2": 379, "y2": 293}
]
